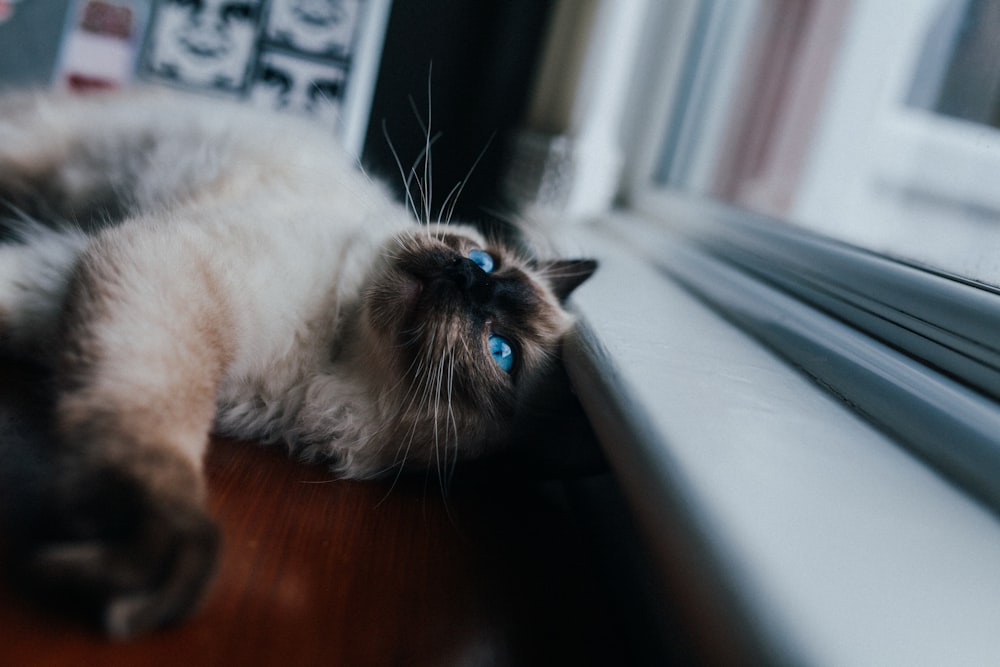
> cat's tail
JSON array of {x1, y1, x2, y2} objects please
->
[{"x1": 0, "y1": 216, "x2": 89, "y2": 360}]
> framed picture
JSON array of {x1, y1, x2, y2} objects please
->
[
  {"x1": 250, "y1": 48, "x2": 346, "y2": 125},
  {"x1": 265, "y1": 0, "x2": 363, "y2": 58},
  {"x1": 142, "y1": 0, "x2": 262, "y2": 92},
  {"x1": 136, "y1": 0, "x2": 391, "y2": 155}
]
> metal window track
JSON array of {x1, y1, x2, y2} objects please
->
[{"x1": 627, "y1": 194, "x2": 1000, "y2": 515}]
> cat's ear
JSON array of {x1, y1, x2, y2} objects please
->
[{"x1": 541, "y1": 258, "x2": 598, "y2": 301}]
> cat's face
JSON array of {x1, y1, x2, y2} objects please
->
[{"x1": 358, "y1": 224, "x2": 595, "y2": 476}]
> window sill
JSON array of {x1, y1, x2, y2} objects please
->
[{"x1": 563, "y1": 206, "x2": 1000, "y2": 664}]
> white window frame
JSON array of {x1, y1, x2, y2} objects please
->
[
  {"x1": 793, "y1": 0, "x2": 1000, "y2": 286},
  {"x1": 515, "y1": 1, "x2": 1000, "y2": 663}
]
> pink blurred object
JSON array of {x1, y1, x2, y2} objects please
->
[{"x1": 56, "y1": 0, "x2": 142, "y2": 92}]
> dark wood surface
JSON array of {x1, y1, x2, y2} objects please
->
[{"x1": 0, "y1": 360, "x2": 634, "y2": 666}]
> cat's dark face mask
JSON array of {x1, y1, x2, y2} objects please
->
[{"x1": 357, "y1": 224, "x2": 596, "y2": 471}]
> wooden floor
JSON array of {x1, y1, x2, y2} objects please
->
[{"x1": 0, "y1": 360, "x2": 637, "y2": 666}]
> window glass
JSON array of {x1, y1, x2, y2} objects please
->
[
  {"x1": 651, "y1": 0, "x2": 1000, "y2": 287},
  {"x1": 908, "y1": 0, "x2": 1000, "y2": 129}
]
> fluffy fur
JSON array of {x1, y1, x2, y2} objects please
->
[{"x1": 0, "y1": 87, "x2": 595, "y2": 637}]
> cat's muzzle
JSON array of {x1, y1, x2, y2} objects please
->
[{"x1": 441, "y1": 256, "x2": 494, "y2": 303}]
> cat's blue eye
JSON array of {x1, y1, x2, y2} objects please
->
[
  {"x1": 488, "y1": 334, "x2": 514, "y2": 373},
  {"x1": 468, "y1": 249, "x2": 494, "y2": 273}
]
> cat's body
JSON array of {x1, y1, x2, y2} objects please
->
[{"x1": 0, "y1": 88, "x2": 594, "y2": 638}]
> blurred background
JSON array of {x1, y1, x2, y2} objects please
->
[
  {"x1": 0, "y1": 0, "x2": 554, "y2": 228},
  {"x1": 4, "y1": 0, "x2": 998, "y2": 285}
]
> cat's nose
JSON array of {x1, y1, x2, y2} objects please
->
[{"x1": 443, "y1": 257, "x2": 494, "y2": 302}]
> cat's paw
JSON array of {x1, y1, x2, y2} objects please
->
[{"x1": 14, "y1": 469, "x2": 220, "y2": 638}]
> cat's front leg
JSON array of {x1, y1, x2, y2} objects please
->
[
  {"x1": 21, "y1": 449, "x2": 219, "y2": 639},
  {"x1": 14, "y1": 232, "x2": 233, "y2": 637}
]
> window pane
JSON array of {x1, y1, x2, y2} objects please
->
[
  {"x1": 908, "y1": 0, "x2": 1000, "y2": 130},
  {"x1": 653, "y1": 0, "x2": 1000, "y2": 287}
]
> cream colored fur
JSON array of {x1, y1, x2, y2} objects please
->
[{"x1": 0, "y1": 88, "x2": 581, "y2": 479}]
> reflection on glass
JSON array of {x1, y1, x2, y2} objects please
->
[{"x1": 908, "y1": 0, "x2": 1000, "y2": 129}]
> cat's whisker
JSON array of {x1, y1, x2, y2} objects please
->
[
  {"x1": 431, "y1": 353, "x2": 447, "y2": 496},
  {"x1": 395, "y1": 321, "x2": 428, "y2": 350},
  {"x1": 381, "y1": 344, "x2": 425, "y2": 398},
  {"x1": 424, "y1": 74, "x2": 434, "y2": 229},
  {"x1": 406, "y1": 72, "x2": 435, "y2": 226},
  {"x1": 403, "y1": 132, "x2": 441, "y2": 225},
  {"x1": 396, "y1": 349, "x2": 433, "y2": 423},
  {"x1": 408, "y1": 387, "x2": 441, "y2": 480},
  {"x1": 376, "y1": 346, "x2": 440, "y2": 502},
  {"x1": 386, "y1": 411, "x2": 420, "y2": 476},
  {"x1": 381, "y1": 120, "x2": 421, "y2": 221},
  {"x1": 459, "y1": 333, "x2": 473, "y2": 358},
  {"x1": 437, "y1": 181, "x2": 464, "y2": 226},
  {"x1": 442, "y1": 131, "x2": 496, "y2": 227},
  {"x1": 395, "y1": 331, "x2": 423, "y2": 350},
  {"x1": 376, "y1": 425, "x2": 421, "y2": 508},
  {"x1": 444, "y1": 349, "x2": 459, "y2": 492},
  {"x1": 388, "y1": 241, "x2": 408, "y2": 256},
  {"x1": 381, "y1": 347, "x2": 431, "y2": 438}
]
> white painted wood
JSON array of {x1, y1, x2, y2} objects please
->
[
  {"x1": 339, "y1": 0, "x2": 392, "y2": 159},
  {"x1": 565, "y1": 212, "x2": 1000, "y2": 665}
]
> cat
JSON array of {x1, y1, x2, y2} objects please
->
[{"x1": 0, "y1": 87, "x2": 595, "y2": 638}]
